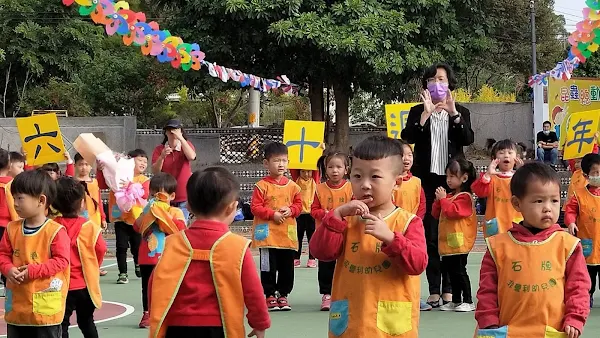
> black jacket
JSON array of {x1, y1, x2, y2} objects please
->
[{"x1": 401, "y1": 103, "x2": 475, "y2": 178}]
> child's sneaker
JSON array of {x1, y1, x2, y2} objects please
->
[
  {"x1": 135, "y1": 264, "x2": 142, "y2": 278},
  {"x1": 117, "y1": 273, "x2": 129, "y2": 284},
  {"x1": 294, "y1": 259, "x2": 301, "y2": 267},
  {"x1": 454, "y1": 303, "x2": 475, "y2": 312},
  {"x1": 138, "y1": 311, "x2": 150, "y2": 328},
  {"x1": 420, "y1": 299, "x2": 432, "y2": 311},
  {"x1": 439, "y1": 302, "x2": 457, "y2": 311},
  {"x1": 307, "y1": 259, "x2": 317, "y2": 268},
  {"x1": 99, "y1": 269, "x2": 108, "y2": 276},
  {"x1": 278, "y1": 296, "x2": 292, "y2": 311},
  {"x1": 321, "y1": 294, "x2": 331, "y2": 311},
  {"x1": 266, "y1": 296, "x2": 280, "y2": 311}
]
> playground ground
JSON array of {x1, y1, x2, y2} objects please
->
[{"x1": 3, "y1": 253, "x2": 600, "y2": 338}]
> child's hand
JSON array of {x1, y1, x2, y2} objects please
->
[
  {"x1": 248, "y1": 329, "x2": 265, "y2": 338},
  {"x1": 515, "y1": 157, "x2": 524, "y2": 169},
  {"x1": 487, "y1": 159, "x2": 500, "y2": 175},
  {"x1": 273, "y1": 212, "x2": 285, "y2": 224},
  {"x1": 336, "y1": 200, "x2": 370, "y2": 218},
  {"x1": 64, "y1": 152, "x2": 72, "y2": 163},
  {"x1": 96, "y1": 161, "x2": 105, "y2": 172},
  {"x1": 565, "y1": 325, "x2": 580, "y2": 338},
  {"x1": 279, "y1": 207, "x2": 292, "y2": 218},
  {"x1": 101, "y1": 220, "x2": 108, "y2": 230},
  {"x1": 362, "y1": 213, "x2": 394, "y2": 244},
  {"x1": 7, "y1": 266, "x2": 21, "y2": 285},
  {"x1": 435, "y1": 187, "x2": 446, "y2": 200},
  {"x1": 15, "y1": 265, "x2": 28, "y2": 283},
  {"x1": 568, "y1": 223, "x2": 578, "y2": 236}
]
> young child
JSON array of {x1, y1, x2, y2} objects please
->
[
  {"x1": 290, "y1": 169, "x2": 320, "y2": 268},
  {"x1": 134, "y1": 172, "x2": 186, "y2": 328},
  {"x1": 250, "y1": 142, "x2": 302, "y2": 311},
  {"x1": 432, "y1": 157, "x2": 477, "y2": 312},
  {"x1": 0, "y1": 169, "x2": 70, "y2": 338},
  {"x1": 564, "y1": 153, "x2": 600, "y2": 308},
  {"x1": 148, "y1": 167, "x2": 270, "y2": 338},
  {"x1": 97, "y1": 149, "x2": 150, "y2": 284},
  {"x1": 392, "y1": 140, "x2": 425, "y2": 220},
  {"x1": 0, "y1": 149, "x2": 18, "y2": 228},
  {"x1": 475, "y1": 162, "x2": 590, "y2": 338},
  {"x1": 8, "y1": 151, "x2": 25, "y2": 178},
  {"x1": 471, "y1": 139, "x2": 523, "y2": 238},
  {"x1": 310, "y1": 135, "x2": 427, "y2": 337},
  {"x1": 39, "y1": 152, "x2": 75, "y2": 180},
  {"x1": 310, "y1": 152, "x2": 352, "y2": 311},
  {"x1": 73, "y1": 154, "x2": 107, "y2": 229},
  {"x1": 53, "y1": 177, "x2": 107, "y2": 338}
]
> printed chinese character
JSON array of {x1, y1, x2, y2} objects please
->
[
  {"x1": 541, "y1": 261, "x2": 552, "y2": 271},
  {"x1": 570, "y1": 84, "x2": 580, "y2": 100},
  {"x1": 365, "y1": 267, "x2": 373, "y2": 274},
  {"x1": 522, "y1": 285, "x2": 530, "y2": 293},
  {"x1": 591, "y1": 85, "x2": 600, "y2": 101},
  {"x1": 382, "y1": 260, "x2": 391, "y2": 269},
  {"x1": 541, "y1": 283, "x2": 549, "y2": 290},
  {"x1": 514, "y1": 284, "x2": 521, "y2": 292},
  {"x1": 351, "y1": 242, "x2": 360, "y2": 253},
  {"x1": 374, "y1": 265, "x2": 383, "y2": 274},
  {"x1": 580, "y1": 88, "x2": 591, "y2": 105},
  {"x1": 507, "y1": 280, "x2": 515, "y2": 288},
  {"x1": 549, "y1": 278, "x2": 557, "y2": 287},
  {"x1": 23, "y1": 123, "x2": 61, "y2": 160},
  {"x1": 512, "y1": 261, "x2": 522, "y2": 272},
  {"x1": 339, "y1": 197, "x2": 346, "y2": 203},
  {"x1": 349, "y1": 264, "x2": 356, "y2": 273},
  {"x1": 13, "y1": 249, "x2": 20, "y2": 257},
  {"x1": 356, "y1": 266, "x2": 364, "y2": 274},
  {"x1": 532, "y1": 284, "x2": 539, "y2": 292},
  {"x1": 375, "y1": 242, "x2": 382, "y2": 253},
  {"x1": 344, "y1": 259, "x2": 350, "y2": 268},
  {"x1": 30, "y1": 251, "x2": 38, "y2": 261},
  {"x1": 567, "y1": 118, "x2": 595, "y2": 153},
  {"x1": 560, "y1": 87, "x2": 569, "y2": 102},
  {"x1": 284, "y1": 127, "x2": 321, "y2": 163}
]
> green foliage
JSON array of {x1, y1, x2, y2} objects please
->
[
  {"x1": 349, "y1": 90, "x2": 384, "y2": 125},
  {"x1": 19, "y1": 77, "x2": 91, "y2": 115}
]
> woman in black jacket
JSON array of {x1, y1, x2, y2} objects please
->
[{"x1": 401, "y1": 63, "x2": 475, "y2": 308}]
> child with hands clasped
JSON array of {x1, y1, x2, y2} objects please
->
[
  {"x1": 289, "y1": 168, "x2": 320, "y2": 268},
  {"x1": 432, "y1": 158, "x2": 477, "y2": 313},
  {"x1": 475, "y1": 162, "x2": 590, "y2": 338},
  {"x1": 310, "y1": 135, "x2": 427, "y2": 338}
]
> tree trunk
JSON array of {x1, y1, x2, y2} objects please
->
[
  {"x1": 333, "y1": 79, "x2": 351, "y2": 152},
  {"x1": 309, "y1": 77, "x2": 324, "y2": 121}
]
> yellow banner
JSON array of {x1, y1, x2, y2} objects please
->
[
  {"x1": 562, "y1": 110, "x2": 600, "y2": 160},
  {"x1": 384, "y1": 103, "x2": 419, "y2": 139},
  {"x1": 16, "y1": 113, "x2": 66, "y2": 166},
  {"x1": 283, "y1": 120, "x2": 325, "y2": 170}
]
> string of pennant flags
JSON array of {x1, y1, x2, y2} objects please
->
[{"x1": 61, "y1": 0, "x2": 298, "y2": 94}]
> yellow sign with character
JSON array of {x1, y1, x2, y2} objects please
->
[
  {"x1": 16, "y1": 113, "x2": 66, "y2": 166},
  {"x1": 384, "y1": 103, "x2": 419, "y2": 139},
  {"x1": 562, "y1": 110, "x2": 600, "y2": 160},
  {"x1": 283, "y1": 120, "x2": 325, "y2": 170}
]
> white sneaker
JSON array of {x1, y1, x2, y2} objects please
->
[
  {"x1": 439, "y1": 302, "x2": 457, "y2": 311},
  {"x1": 454, "y1": 303, "x2": 476, "y2": 312}
]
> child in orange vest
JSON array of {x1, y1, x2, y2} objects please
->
[
  {"x1": 149, "y1": 167, "x2": 270, "y2": 338},
  {"x1": 250, "y1": 142, "x2": 302, "y2": 311},
  {"x1": 53, "y1": 177, "x2": 107, "y2": 338},
  {"x1": 8, "y1": 151, "x2": 25, "y2": 178},
  {"x1": 475, "y1": 162, "x2": 590, "y2": 338},
  {"x1": 393, "y1": 140, "x2": 425, "y2": 220},
  {"x1": 563, "y1": 145, "x2": 597, "y2": 214},
  {"x1": 310, "y1": 135, "x2": 427, "y2": 337},
  {"x1": 310, "y1": 152, "x2": 352, "y2": 311},
  {"x1": 134, "y1": 172, "x2": 186, "y2": 328},
  {"x1": 564, "y1": 153, "x2": 600, "y2": 309},
  {"x1": 471, "y1": 139, "x2": 523, "y2": 238},
  {"x1": 0, "y1": 169, "x2": 70, "y2": 338},
  {"x1": 290, "y1": 169, "x2": 319, "y2": 268},
  {"x1": 0, "y1": 148, "x2": 18, "y2": 229},
  {"x1": 432, "y1": 157, "x2": 477, "y2": 312},
  {"x1": 73, "y1": 153, "x2": 106, "y2": 229}
]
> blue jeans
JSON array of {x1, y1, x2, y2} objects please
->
[
  {"x1": 173, "y1": 201, "x2": 190, "y2": 224},
  {"x1": 536, "y1": 147, "x2": 558, "y2": 165}
]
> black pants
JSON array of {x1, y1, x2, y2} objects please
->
[
  {"x1": 165, "y1": 326, "x2": 224, "y2": 338},
  {"x1": 442, "y1": 254, "x2": 472, "y2": 304},
  {"x1": 140, "y1": 264, "x2": 155, "y2": 311},
  {"x1": 8, "y1": 325, "x2": 61, "y2": 338},
  {"x1": 61, "y1": 289, "x2": 98, "y2": 338},
  {"x1": 588, "y1": 265, "x2": 600, "y2": 295},
  {"x1": 295, "y1": 214, "x2": 315, "y2": 259},
  {"x1": 114, "y1": 221, "x2": 141, "y2": 274},
  {"x1": 318, "y1": 260, "x2": 336, "y2": 295},
  {"x1": 421, "y1": 172, "x2": 452, "y2": 296},
  {"x1": 260, "y1": 248, "x2": 295, "y2": 297}
]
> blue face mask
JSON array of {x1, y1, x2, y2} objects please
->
[{"x1": 427, "y1": 82, "x2": 448, "y2": 101}]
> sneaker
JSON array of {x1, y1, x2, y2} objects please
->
[
  {"x1": 99, "y1": 269, "x2": 108, "y2": 276},
  {"x1": 117, "y1": 273, "x2": 129, "y2": 284},
  {"x1": 420, "y1": 299, "x2": 432, "y2": 311},
  {"x1": 321, "y1": 294, "x2": 331, "y2": 311},
  {"x1": 307, "y1": 259, "x2": 317, "y2": 268},
  {"x1": 135, "y1": 264, "x2": 142, "y2": 278},
  {"x1": 266, "y1": 296, "x2": 280, "y2": 311},
  {"x1": 278, "y1": 296, "x2": 291, "y2": 311},
  {"x1": 454, "y1": 303, "x2": 476, "y2": 312},
  {"x1": 439, "y1": 302, "x2": 457, "y2": 311},
  {"x1": 294, "y1": 259, "x2": 301, "y2": 267},
  {"x1": 138, "y1": 311, "x2": 150, "y2": 328}
]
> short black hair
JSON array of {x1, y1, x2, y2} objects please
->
[
  {"x1": 543, "y1": 121, "x2": 552, "y2": 126},
  {"x1": 0, "y1": 149, "x2": 9, "y2": 170},
  {"x1": 511, "y1": 162, "x2": 560, "y2": 199},
  {"x1": 421, "y1": 63, "x2": 458, "y2": 91},
  {"x1": 581, "y1": 153, "x2": 600, "y2": 175},
  {"x1": 127, "y1": 149, "x2": 147, "y2": 158},
  {"x1": 53, "y1": 177, "x2": 85, "y2": 217},
  {"x1": 489, "y1": 139, "x2": 518, "y2": 159},
  {"x1": 10, "y1": 169, "x2": 56, "y2": 207},
  {"x1": 352, "y1": 135, "x2": 404, "y2": 174},
  {"x1": 41, "y1": 163, "x2": 60, "y2": 173},
  {"x1": 74, "y1": 153, "x2": 85, "y2": 163},
  {"x1": 149, "y1": 172, "x2": 177, "y2": 195},
  {"x1": 264, "y1": 142, "x2": 288, "y2": 160},
  {"x1": 187, "y1": 167, "x2": 239, "y2": 216},
  {"x1": 9, "y1": 151, "x2": 25, "y2": 163}
]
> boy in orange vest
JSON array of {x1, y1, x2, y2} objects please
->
[
  {"x1": 290, "y1": 169, "x2": 320, "y2": 268},
  {"x1": 475, "y1": 162, "x2": 590, "y2": 338},
  {"x1": 53, "y1": 177, "x2": 107, "y2": 338},
  {"x1": 392, "y1": 140, "x2": 425, "y2": 220},
  {"x1": 250, "y1": 142, "x2": 302, "y2": 311},
  {"x1": 149, "y1": 167, "x2": 270, "y2": 338},
  {"x1": 0, "y1": 169, "x2": 70, "y2": 338},
  {"x1": 310, "y1": 135, "x2": 428, "y2": 338}
]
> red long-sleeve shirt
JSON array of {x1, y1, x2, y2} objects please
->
[
  {"x1": 54, "y1": 216, "x2": 107, "y2": 290},
  {"x1": 310, "y1": 180, "x2": 348, "y2": 222},
  {"x1": 432, "y1": 192, "x2": 473, "y2": 220},
  {"x1": 475, "y1": 223, "x2": 590, "y2": 333},
  {"x1": 148, "y1": 220, "x2": 270, "y2": 330},
  {"x1": 564, "y1": 185, "x2": 600, "y2": 225},
  {"x1": 401, "y1": 173, "x2": 426, "y2": 220},
  {"x1": 471, "y1": 172, "x2": 514, "y2": 198},
  {"x1": 0, "y1": 221, "x2": 70, "y2": 280},
  {"x1": 0, "y1": 176, "x2": 18, "y2": 227},
  {"x1": 309, "y1": 210, "x2": 428, "y2": 274},
  {"x1": 250, "y1": 176, "x2": 303, "y2": 220}
]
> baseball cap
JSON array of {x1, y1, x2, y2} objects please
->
[{"x1": 163, "y1": 119, "x2": 182, "y2": 130}]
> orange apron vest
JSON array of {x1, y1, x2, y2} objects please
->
[
  {"x1": 149, "y1": 231, "x2": 250, "y2": 338},
  {"x1": 392, "y1": 176, "x2": 421, "y2": 215},
  {"x1": 4, "y1": 219, "x2": 70, "y2": 326},
  {"x1": 109, "y1": 174, "x2": 149, "y2": 224},
  {"x1": 484, "y1": 176, "x2": 523, "y2": 238},
  {"x1": 563, "y1": 169, "x2": 586, "y2": 212},
  {"x1": 252, "y1": 180, "x2": 301, "y2": 250},
  {"x1": 476, "y1": 231, "x2": 579, "y2": 338},
  {"x1": 137, "y1": 196, "x2": 185, "y2": 236},
  {"x1": 0, "y1": 180, "x2": 18, "y2": 223},
  {"x1": 329, "y1": 208, "x2": 420, "y2": 338},
  {"x1": 81, "y1": 179, "x2": 102, "y2": 226},
  {"x1": 77, "y1": 220, "x2": 103, "y2": 308},
  {"x1": 315, "y1": 181, "x2": 353, "y2": 227},
  {"x1": 295, "y1": 177, "x2": 316, "y2": 214},
  {"x1": 438, "y1": 192, "x2": 477, "y2": 256},
  {"x1": 573, "y1": 187, "x2": 600, "y2": 265}
]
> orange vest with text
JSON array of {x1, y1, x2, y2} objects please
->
[
  {"x1": 149, "y1": 231, "x2": 250, "y2": 338},
  {"x1": 329, "y1": 208, "x2": 420, "y2": 338},
  {"x1": 252, "y1": 179, "x2": 301, "y2": 250},
  {"x1": 573, "y1": 186, "x2": 600, "y2": 265},
  {"x1": 82, "y1": 179, "x2": 102, "y2": 226},
  {"x1": 4, "y1": 220, "x2": 70, "y2": 326},
  {"x1": 315, "y1": 181, "x2": 353, "y2": 227},
  {"x1": 76, "y1": 220, "x2": 103, "y2": 308},
  {"x1": 478, "y1": 231, "x2": 579, "y2": 338},
  {"x1": 109, "y1": 174, "x2": 150, "y2": 224},
  {"x1": 296, "y1": 177, "x2": 316, "y2": 214},
  {"x1": 484, "y1": 175, "x2": 523, "y2": 238},
  {"x1": 0, "y1": 180, "x2": 18, "y2": 225},
  {"x1": 392, "y1": 176, "x2": 421, "y2": 215},
  {"x1": 563, "y1": 169, "x2": 586, "y2": 212},
  {"x1": 438, "y1": 192, "x2": 477, "y2": 256}
]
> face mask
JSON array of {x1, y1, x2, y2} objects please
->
[
  {"x1": 589, "y1": 176, "x2": 600, "y2": 187},
  {"x1": 543, "y1": 130, "x2": 550, "y2": 135},
  {"x1": 427, "y1": 82, "x2": 449, "y2": 101}
]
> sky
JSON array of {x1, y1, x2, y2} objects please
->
[{"x1": 553, "y1": 0, "x2": 587, "y2": 31}]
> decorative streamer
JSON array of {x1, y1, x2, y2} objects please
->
[{"x1": 61, "y1": 0, "x2": 296, "y2": 93}]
